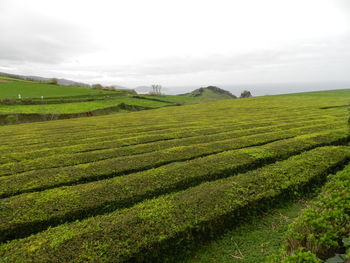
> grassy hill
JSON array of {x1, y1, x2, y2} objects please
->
[
  {"x1": 182, "y1": 86, "x2": 237, "y2": 100},
  {"x1": 0, "y1": 76, "x2": 114, "y2": 98},
  {"x1": 0, "y1": 89, "x2": 349, "y2": 262}
]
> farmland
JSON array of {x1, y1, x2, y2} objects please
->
[
  {"x1": 0, "y1": 97, "x2": 171, "y2": 114},
  {"x1": 0, "y1": 76, "x2": 113, "y2": 98},
  {"x1": 0, "y1": 78, "x2": 241, "y2": 127},
  {"x1": 0, "y1": 89, "x2": 350, "y2": 262},
  {"x1": 0, "y1": 77, "x2": 201, "y2": 123}
]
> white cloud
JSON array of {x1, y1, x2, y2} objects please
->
[{"x1": 0, "y1": 0, "x2": 349, "y2": 92}]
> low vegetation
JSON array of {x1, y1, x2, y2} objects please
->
[
  {"x1": 0, "y1": 88, "x2": 350, "y2": 262},
  {"x1": 182, "y1": 86, "x2": 237, "y2": 99},
  {"x1": 0, "y1": 76, "x2": 111, "y2": 99},
  {"x1": 0, "y1": 77, "x2": 236, "y2": 124},
  {"x1": 1, "y1": 146, "x2": 349, "y2": 262},
  {"x1": 269, "y1": 163, "x2": 350, "y2": 262}
]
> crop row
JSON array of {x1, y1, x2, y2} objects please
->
[
  {"x1": 0, "y1": 119, "x2": 343, "y2": 173},
  {"x1": 3, "y1": 109, "x2": 344, "y2": 152},
  {"x1": 0, "y1": 109, "x2": 343, "y2": 155},
  {"x1": 2, "y1": 124, "x2": 348, "y2": 199},
  {"x1": 0, "y1": 108, "x2": 335, "y2": 154},
  {"x1": 0, "y1": 118, "x2": 297, "y2": 153},
  {"x1": 1, "y1": 146, "x2": 349, "y2": 262},
  {"x1": 0, "y1": 104, "x2": 340, "y2": 149},
  {"x1": 0, "y1": 112, "x2": 343, "y2": 161},
  {"x1": 270, "y1": 163, "x2": 350, "y2": 262},
  {"x1": 0, "y1": 116, "x2": 345, "y2": 168},
  {"x1": 0, "y1": 129, "x2": 348, "y2": 242},
  {"x1": 0, "y1": 101, "x2": 317, "y2": 137},
  {"x1": 0, "y1": 95, "x2": 345, "y2": 143},
  {"x1": 0, "y1": 116, "x2": 335, "y2": 165}
]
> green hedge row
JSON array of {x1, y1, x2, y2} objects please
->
[
  {"x1": 0, "y1": 129, "x2": 348, "y2": 242},
  {"x1": 0, "y1": 110, "x2": 327, "y2": 158},
  {"x1": 0, "y1": 108, "x2": 337, "y2": 154},
  {"x1": 1, "y1": 125, "x2": 347, "y2": 199},
  {"x1": 1, "y1": 113, "x2": 332, "y2": 161},
  {"x1": 0, "y1": 117, "x2": 325, "y2": 165},
  {"x1": 0, "y1": 120, "x2": 342, "y2": 175},
  {"x1": 0, "y1": 96, "x2": 343, "y2": 147},
  {"x1": 0, "y1": 112, "x2": 278, "y2": 147},
  {"x1": 269, "y1": 162, "x2": 350, "y2": 262},
  {"x1": 0, "y1": 114, "x2": 342, "y2": 165},
  {"x1": 0, "y1": 116, "x2": 335, "y2": 165},
  {"x1": 1, "y1": 146, "x2": 349, "y2": 262},
  {"x1": 0, "y1": 119, "x2": 282, "y2": 158},
  {"x1": 0, "y1": 105, "x2": 321, "y2": 143}
]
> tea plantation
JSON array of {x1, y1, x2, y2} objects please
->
[{"x1": 0, "y1": 89, "x2": 350, "y2": 262}]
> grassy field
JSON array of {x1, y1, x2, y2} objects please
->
[
  {"x1": 0, "y1": 76, "x2": 114, "y2": 98},
  {"x1": 0, "y1": 77, "x2": 206, "y2": 116},
  {"x1": 0, "y1": 97, "x2": 171, "y2": 114},
  {"x1": 0, "y1": 89, "x2": 349, "y2": 262},
  {"x1": 141, "y1": 95, "x2": 202, "y2": 104}
]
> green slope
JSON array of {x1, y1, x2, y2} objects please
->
[
  {"x1": 0, "y1": 88, "x2": 350, "y2": 262},
  {"x1": 0, "y1": 77, "x2": 176, "y2": 118},
  {"x1": 0, "y1": 77, "x2": 113, "y2": 99},
  {"x1": 183, "y1": 86, "x2": 237, "y2": 100},
  {"x1": 0, "y1": 97, "x2": 170, "y2": 114}
]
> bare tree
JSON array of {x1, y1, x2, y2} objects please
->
[{"x1": 150, "y1": 84, "x2": 162, "y2": 95}]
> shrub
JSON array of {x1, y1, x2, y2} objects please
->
[
  {"x1": 4, "y1": 115, "x2": 17, "y2": 124},
  {"x1": 0, "y1": 132, "x2": 348, "y2": 242},
  {"x1": 1, "y1": 98, "x2": 16, "y2": 105},
  {"x1": 92, "y1": 84, "x2": 104, "y2": 90},
  {"x1": 47, "y1": 78, "x2": 58, "y2": 85},
  {"x1": 21, "y1": 98, "x2": 33, "y2": 104},
  {"x1": 240, "y1": 90, "x2": 252, "y2": 98},
  {"x1": 271, "y1": 164, "x2": 350, "y2": 262},
  {"x1": 1, "y1": 146, "x2": 349, "y2": 262}
]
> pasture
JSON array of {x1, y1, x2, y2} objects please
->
[
  {"x1": 0, "y1": 77, "x2": 202, "y2": 119},
  {"x1": 0, "y1": 97, "x2": 171, "y2": 114},
  {"x1": 0, "y1": 77, "x2": 114, "y2": 98},
  {"x1": 0, "y1": 89, "x2": 349, "y2": 262}
]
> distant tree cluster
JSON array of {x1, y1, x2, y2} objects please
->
[
  {"x1": 149, "y1": 84, "x2": 162, "y2": 96},
  {"x1": 47, "y1": 78, "x2": 58, "y2": 85},
  {"x1": 92, "y1": 84, "x2": 104, "y2": 90},
  {"x1": 240, "y1": 90, "x2": 252, "y2": 98},
  {"x1": 92, "y1": 84, "x2": 116, "y2": 91},
  {"x1": 25, "y1": 77, "x2": 38, "y2": 82}
]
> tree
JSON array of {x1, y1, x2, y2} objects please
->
[
  {"x1": 240, "y1": 90, "x2": 252, "y2": 98},
  {"x1": 47, "y1": 78, "x2": 58, "y2": 85},
  {"x1": 92, "y1": 84, "x2": 104, "y2": 90},
  {"x1": 150, "y1": 84, "x2": 162, "y2": 95}
]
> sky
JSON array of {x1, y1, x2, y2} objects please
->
[{"x1": 0, "y1": 0, "x2": 349, "y2": 94}]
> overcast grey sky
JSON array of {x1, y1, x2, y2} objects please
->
[{"x1": 0, "y1": 0, "x2": 349, "y2": 93}]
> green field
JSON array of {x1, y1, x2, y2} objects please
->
[
  {"x1": 0, "y1": 77, "x2": 206, "y2": 117},
  {"x1": 141, "y1": 95, "x2": 202, "y2": 104},
  {"x1": 0, "y1": 76, "x2": 114, "y2": 98},
  {"x1": 0, "y1": 89, "x2": 350, "y2": 262},
  {"x1": 0, "y1": 97, "x2": 171, "y2": 114}
]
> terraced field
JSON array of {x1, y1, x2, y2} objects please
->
[{"x1": 0, "y1": 89, "x2": 350, "y2": 262}]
